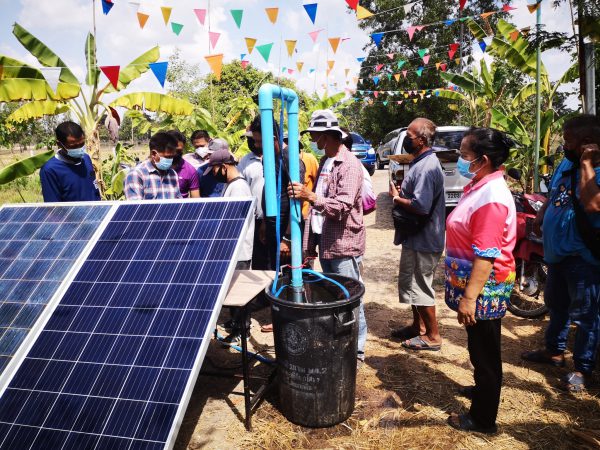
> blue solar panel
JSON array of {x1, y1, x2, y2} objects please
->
[
  {"x1": 0, "y1": 205, "x2": 111, "y2": 375},
  {"x1": 0, "y1": 199, "x2": 252, "y2": 449}
]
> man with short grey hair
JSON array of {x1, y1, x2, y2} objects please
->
[{"x1": 389, "y1": 117, "x2": 445, "y2": 350}]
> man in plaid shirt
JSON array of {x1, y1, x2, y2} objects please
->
[
  {"x1": 289, "y1": 109, "x2": 367, "y2": 366},
  {"x1": 125, "y1": 132, "x2": 182, "y2": 200}
]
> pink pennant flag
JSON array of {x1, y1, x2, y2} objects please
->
[
  {"x1": 209, "y1": 31, "x2": 220, "y2": 49},
  {"x1": 241, "y1": 60, "x2": 249, "y2": 69},
  {"x1": 397, "y1": 101, "x2": 403, "y2": 105},
  {"x1": 416, "y1": 26, "x2": 425, "y2": 32},
  {"x1": 373, "y1": 91, "x2": 379, "y2": 98},
  {"x1": 375, "y1": 64, "x2": 384, "y2": 72},
  {"x1": 502, "y1": 4, "x2": 517, "y2": 12},
  {"x1": 308, "y1": 29, "x2": 323, "y2": 43},
  {"x1": 440, "y1": 63, "x2": 447, "y2": 72},
  {"x1": 448, "y1": 43, "x2": 460, "y2": 59},
  {"x1": 402, "y1": 70, "x2": 408, "y2": 78},
  {"x1": 386, "y1": 53, "x2": 395, "y2": 60},
  {"x1": 422, "y1": 55, "x2": 430, "y2": 64},
  {"x1": 288, "y1": 68, "x2": 294, "y2": 74},
  {"x1": 407, "y1": 26, "x2": 417, "y2": 41},
  {"x1": 194, "y1": 9, "x2": 207, "y2": 25}
]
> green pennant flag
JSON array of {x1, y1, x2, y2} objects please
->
[
  {"x1": 383, "y1": 101, "x2": 388, "y2": 106},
  {"x1": 416, "y1": 67, "x2": 424, "y2": 77},
  {"x1": 387, "y1": 74, "x2": 392, "y2": 80},
  {"x1": 418, "y1": 48, "x2": 428, "y2": 58},
  {"x1": 231, "y1": 9, "x2": 243, "y2": 29},
  {"x1": 397, "y1": 60, "x2": 406, "y2": 69},
  {"x1": 256, "y1": 42, "x2": 274, "y2": 62},
  {"x1": 171, "y1": 22, "x2": 184, "y2": 35}
]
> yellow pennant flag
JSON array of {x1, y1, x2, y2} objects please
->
[
  {"x1": 296, "y1": 62, "x2": 304, "y2": 72},
  {"x1": 435, "y1": 62, "x2": 441, "y2": 70},
  {"x1": 356, "y1": 5, "x2": 374, "y2": 19},
  {"x1": 285, "y1": 40, "x2": 297, "y2": 57},
  {"x1": 394, "y1": 73, "x2": 400, "y2": 81},
  {"x1": 329, "y1": 37, "x2": 341, "y2": 54},
  {"x1": 245, "y1": 38, "x2": 257, "y2": 54},
  {"x1": 161, "y1": 6, "x2": 172, "y2": 25},
  {"x1": 527, "y1": 2, "x2": 541, "y2": 13},
  {"x1": 413, "y1": 98, "x2": 418, "y2": 103},
  {"x1": 265, "y1": 7, "x2": 279, "y2": 24},
  {"x1": 327, "y1": 60, "x2": 335, "y2": 70},
  {"x1": 344, "y1": 68, "x2": 350, "y2": 77},
  {"x1": 205, "y1": 54, "x2": 224, "y2": 80},
  {"x1": 455, "y1": 58, "x2": 461, "y2": 65}
]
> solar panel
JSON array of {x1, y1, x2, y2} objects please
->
[
  {"x1": 0, "y1": 205, "x2": 111, "y2": 376},
  {"x1": 0, "y1": 199, "x2": 253, "y2": 449}
]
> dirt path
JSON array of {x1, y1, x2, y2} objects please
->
[{"x1": 177, "y1": 169, "x2": 600, "y2": 450}]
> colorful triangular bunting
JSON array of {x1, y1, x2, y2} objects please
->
[
  {"x1": 256, "y1": 43, "x2": 274, "y2": 62},
  {"x1": 303, "y1": 3, "x2": 318, "y2": 24},
  {"x1": 194, "y1": 9, "x2": 207, "y2": 25},
  {"x1": 265, "y1": 7, "x2": 279, "y2": 24},
  {"x1": 137, "y1": 12, "x2": 149, "y2": 29},
  {"x1": 160, "y1": 6, "x2": 172, "y2": 25},
  {"x1": 149, "y1": 61, "x2": 168, "y2": 88},
  {"x1": 245, "y1": 38, "x2": 257, "y2": 54},
  {"x1": 329, "y1": 37, "x2": 341, "y2": 53},
  {"x1": 205, "y1": 54, "x2": 224, "y2": 80},
  {"x1": 209, "y1": 31, "x2": 220, "y2": 49},
  {"x1": 100, "y1": 65, "x2": 120, "y2": 89},
  {"x1": 285, "y1": 40, "x2": 297, "y2": 57},
  {"x1": 356, "y1": 5, "x2": 374, "y2": 19},
  {"x1": 231, "y1": 10, "x2": 243, "y2": 29},
  {"x1": 171, "y1": 22, "x2": 183, "y2": 36}
]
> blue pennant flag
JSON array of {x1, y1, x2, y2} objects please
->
[
  {"x1": 445, "y1": 19, "x2": 457, "y2": 26},
  {"x1": 357, "y1": 57, "x2": 366, "y2": 62},
  {"x1": 149, "y1": 61, "x2": 168, "y2": 88},
  {"x1": 479, "y1": 40, "x2": 487, "y2": 52},
  {"x1": 241, "y1": 53, "x2": 247, "y2": 60},
  {"x1": 303, "y1": 3, "x2": 318, "y2": 24},
  {"x1": 309, "y1": 68, "x2": 316, "y2": 73},
  {"x1": 373, "y1": 76, "x2": 380, "y2": 85},
  {"x1": 371, "y1": 32, "x2": 384, "y2": 47},
  {"x1": 101, "y1": 0, "x2": 114, "y2": 15}
]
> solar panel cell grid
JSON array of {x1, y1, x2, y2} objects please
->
[{"x1": 0, "y1": 199, "x2": 253, "y2": 450}]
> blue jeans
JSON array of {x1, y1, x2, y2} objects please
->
[
  {"x1": 544, "y1": 256, "x2": 600, "y2": 374},
  {"x1": 320, "y1": 256, "x2": 367, "y2": 357}
]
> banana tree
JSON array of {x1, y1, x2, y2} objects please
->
[{"x1": 0, "y1": 23, "x2": 193, "y2": 195}]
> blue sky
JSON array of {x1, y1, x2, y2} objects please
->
[{"x1": 0, "y1": 0, "x2": 577, "y2": 105}]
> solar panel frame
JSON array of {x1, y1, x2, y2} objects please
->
[
  {"x1": 0, "y1": 203, "x2": 114, "y2": 390},
  {"x1": 0, "y1": 197, "x2": 255, "y2": 449}
]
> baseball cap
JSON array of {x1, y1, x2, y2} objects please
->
[
  {"x1": 207, "y1": 138, "x2": 230, "y2": 153},
  {"x1": 203, "y1": 148, "x2": 237, "y2": 175}
]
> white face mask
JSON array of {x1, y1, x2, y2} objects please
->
[{"x1": 196, "y1": 147, "x2": 211, "y2": 159}]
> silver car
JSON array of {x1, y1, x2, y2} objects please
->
[
  {"x1": 388, "y1": 126, "x2": 469, "y2": 208},
  {"x1": 376, "y1": 128, "x2": 404, "y2": 170}
]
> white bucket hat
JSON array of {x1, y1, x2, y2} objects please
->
[{"x1": 302, "y1": 109, "x2": 347, "y2": 138}]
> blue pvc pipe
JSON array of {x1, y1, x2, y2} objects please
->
[{"x1": 258, "y1": 84, "x2": 303, "y2": 298}]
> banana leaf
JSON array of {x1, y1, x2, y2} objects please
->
[
  {"x1": 7, "y1": 101, "x2": 70, "y2": 122},
  {"x1": 511, "y1": 82, "x2": 537, "y2": 108},
  {"x1": 104, "y1": 169, "x2": 128, "y2": 197},
  {"x1": 0, "y1": 55, "x2": 45, "y2": 79},
  {"x1": 103, "y1": 47, "x2": 160, "y2": 93},
  {"x1": 13, "y1": 23, "x2": 79, "y2": 85},
  {"x1": 434, "y1": 89, "x2": 466, "y2": 101},
  {"x1": 85, "y1": 32, "x2": 100, "y2": 87},
  {"x1": 0, "y1": 149, "x2": 54, "y2": 185},
  {"x1": 439, "y1": 71, "x2": 483, "y2": 94},
  {"x1": 111, "y1": 92, "x2": 193, "y2": 115},
  {"x1": 467, "y1": 19, "x2": 489, "y2": 41},
  {"x1": 0, "y1": 78, "x2": 80, "y2": 102},
  {"x1": 491, "y1": 108, "x2": 532, "y2": 146}
]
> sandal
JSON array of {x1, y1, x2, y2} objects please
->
[
  {"x1": 447, "y1": 413, "x2": 497, "y2": 434},
  {"x1": 521, "y1": 349, "x2": 565, "y2": 367},
  {"x1": 401, "y1": 336, "x2": 441, "y2": 351},
  {"x1": 561, "y1": 372, "x2": 587, "y2": 393},
  {"x1": 391, "y1": 326, "x2": 420, "y2": 341}
]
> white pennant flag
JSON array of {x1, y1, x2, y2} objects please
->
[
  {"x1": 403, "y1": 2, "x2": 416, "y2": 14},
  {"x1": 41, "y1": 68, "x2": 61, "y2": 94}
]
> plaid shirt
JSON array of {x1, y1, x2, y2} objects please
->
[
  {"x1": 304, "y1": 146, "x2": 365, "y2": 259},
  {"x1": 124, "y1": 160, "x2": 182, "y2": 200}
]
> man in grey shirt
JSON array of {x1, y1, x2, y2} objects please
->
[{"x1": 389, "y1": 118, "x2": 445, "y2": 351}]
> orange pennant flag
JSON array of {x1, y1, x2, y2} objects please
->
[
  {"x1": 435, "y1": 62, "x2": 441, "y2": 70},
  {"x1": 161, "y1": 6, "x2": 172, "y2": 25},
  {"x1": 329, "y1": 37, "x2": 341, "y2": 54},
  {"x1": 137, "y1": 12, "x2": 149, "y2": 29},
  {"x1": 285, "y1": 40, "x2": 297, "y2": 57},
  {"x1": 296, "y1": 62, "x2": 304, "y2": 72},
  {"x1": 394, "y1": 73, "x2": 400, "y2": 82},
  {"x1": 480, "y1": 11, "x2": 495, "y2": 19},
  {"x1": 527, "y1": 2, "x2": 541, "y2": 13},
  {"x1": 205, "y1": 54, "x2": 224, "y2": 81},
  {"x1": 509, "y1": 30, "x2": 520, "y2": 41},
  {"x1": 327, "y1": 60, "x2": 335, "y2": 70},
  {"x1": 265, "y1": 7, "x2": 279, "y2": 24},
  {"x1": 245, "y1": 38, "x2": 257, "y2": 54},
  {"x1": 356, "y1": 5, "x2": 374, "y2": 19}
]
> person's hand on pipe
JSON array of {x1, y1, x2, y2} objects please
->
[{"x1": 288, "y1": 181, "x2": 316, "y2": 204}]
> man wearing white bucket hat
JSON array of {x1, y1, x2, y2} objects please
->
[{"x1": 288, "y1": 109, "x2": 368, "y2": 366}]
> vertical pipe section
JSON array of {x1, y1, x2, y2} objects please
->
[
  {"x1": 258, "y1": 84, "x2": 303, "y2": 300},
  {"x1": 533, "y1": 4, "x2": 542, "y2": 192}
]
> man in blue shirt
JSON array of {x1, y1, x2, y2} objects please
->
[
  {"x1": 522, "y1": 114, "x2": 600, "y2": 393},
  {"x1": 40, "y1": 121, "x2": 101, "y2": 202}
]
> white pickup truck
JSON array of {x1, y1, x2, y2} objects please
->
[{"x1": 388, "y1": 126, "x2": 469, "y2": 208}]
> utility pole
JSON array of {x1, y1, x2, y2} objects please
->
[
  {"x1": 533, "y1": 3, "x2": 542, "y2": 192},
  {"x1": 584, "y1": 42, "x2": 596, "y2": 114}
]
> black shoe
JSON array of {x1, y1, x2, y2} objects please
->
[{"x1": 458, "y1": 386, "x2": 474, "y2": 400}]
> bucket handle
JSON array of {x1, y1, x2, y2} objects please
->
[{"x1": 335, "y1": 310, "x2": 356, "y2": 328}]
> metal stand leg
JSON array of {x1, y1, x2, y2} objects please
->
[{"x1": 240, "y1": 305, "x2": 252, "y2": 431}]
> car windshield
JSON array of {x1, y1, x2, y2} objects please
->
[
  {"x1": 432, "y1": 130, "x2": 465, "y2": 151},
  {"x1": 350, "y1": 133, "x2": 366, "y2": 145}
]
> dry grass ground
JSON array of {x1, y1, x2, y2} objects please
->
[{"x1": 176, "y1": 169, "x2": 600, "y2": 449}]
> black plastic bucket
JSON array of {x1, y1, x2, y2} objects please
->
[{"x1": 267, "y1": 273, "x2": 365, "y2": 427}]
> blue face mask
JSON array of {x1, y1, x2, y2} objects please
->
[
  {"x1": 457, "y1": 156, "x2": 481, "y2": 179},
  {"x1": 155, "y1": 156, "x2": 173, "y2": 171},
  {"x1": 65, "y1": 145, "x2": 86, "y2": 159}
]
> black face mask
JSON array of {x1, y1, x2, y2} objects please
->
[
  {"x1": 213, "y1": 166, "x2": 228, "y2": 183},
  {"x1": 403, "y1": 136, "x2": 417, "y2": 154},
  {"x1": 563, "y1": 146, "x2": 579, "y2": 164},
  {"x1": 248, "y1": 138, "x2": 262, "y2": 156}
]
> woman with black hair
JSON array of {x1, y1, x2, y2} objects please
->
[{"x1": 445, "y1": 128, "x2": 517, "y2": 433}]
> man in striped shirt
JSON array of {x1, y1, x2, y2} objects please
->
[{"x1": 124, "y1": 132, "x2": 182, "y2": 200}]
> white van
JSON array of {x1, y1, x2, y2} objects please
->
[{"x1": 388, "y1": 126, "x2": 469, "y2": 208}]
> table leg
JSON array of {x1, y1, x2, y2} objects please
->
[{"x1": 240, "y1": 305, "x2": 252, "y2": 431}]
